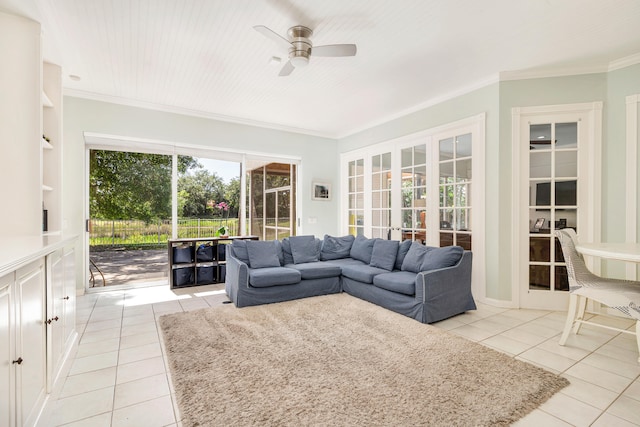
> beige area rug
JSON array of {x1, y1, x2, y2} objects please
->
[{"x1": 159, "y1": 294, "x2": 568, "y2": 426}]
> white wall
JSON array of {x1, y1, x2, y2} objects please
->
[{"x1": 63, "y1": 97, "x2": 340, "y2": 291}]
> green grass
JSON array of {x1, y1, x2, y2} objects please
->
[{"x1": 89, "y1": 218, "x2": 239, "y2": 247}]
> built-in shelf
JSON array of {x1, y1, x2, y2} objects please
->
[{"x1": 41, "y1": 91, "x2": 53, "y2": 108}]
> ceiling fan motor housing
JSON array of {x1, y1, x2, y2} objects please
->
[{"x1": 288, "y1": 25, "x2": 312, "y2": 67}]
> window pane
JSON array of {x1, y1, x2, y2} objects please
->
[
  {"x1": 265, "y1": 192, "x2": 276, "y2": 226},
  {"x1": 555, "y1": 122, "x2": 577, "y2": 149},
  {"x1": 555, "y1": 151, "x2": 577, "y2": 177},
  {"x1": 456, "y1": 158, "x2": 472, "y2": 181},
  {"x1": 382, "y1": 152, "x2": 391, "y2": 170},
  {"x1": 440, "y1": 162, "x2": 454, "y2": 183},
  {"x1": 530, "y1": 124, "x2": 552, "y2": 149},
  {"x1": 456, "y1": 134, "x2": 472, "y2": 157},
  {"x1": 530, "y1": 152, "x2": 551, "y2": 178},
  {"x1": 401, "y1": 148, "x2": 412, "y2": 168},
  {"x1": 530, "y1": 237, "x2": 550, "y2": 262},
  {"x1": 414, "y1": 145, "x2": 427, "y2": 165},
  {"x1": 439, "y1": 137, "x2": 454, "y2": 161}
]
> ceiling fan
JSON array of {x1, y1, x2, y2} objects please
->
[{"x1": 253, "y1": 25, "x2": 357, "y2": 76}]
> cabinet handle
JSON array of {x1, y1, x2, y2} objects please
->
[
  {"x1": 46, "y1": 318, "x2": 52, "y2": 324},
  {"x1": 63, "y1": 296, "x2": 70, "y2": 300},
  {"x1": 12, "y1": 357, "x2": 23, "y2": 365},
  {"x1": 54, "y1": 316, "x2": 59, "y2": 321}
]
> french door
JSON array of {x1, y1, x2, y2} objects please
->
[
  {"x1": 341, "y1": 115, "x2": 484, "y2": 250},
  {"x1": 514, "y1": 103, "x2": 601, "y2": 310}
]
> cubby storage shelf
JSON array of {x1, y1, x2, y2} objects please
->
[{"x1": 167, "y1": 236, "x2": 258, "y2": 289}]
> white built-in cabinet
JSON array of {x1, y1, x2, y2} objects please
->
[
  {"x1": 1, "y1": 259, "x2": 47, "y2": 427},
  {"x1": 0, "y1": 239, "x2": 78, "y2": 427}
]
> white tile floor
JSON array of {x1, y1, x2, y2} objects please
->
[{"x1": 40, "y1": 284, "x2": 640, "y2": 427}]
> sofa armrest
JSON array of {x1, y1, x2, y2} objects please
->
[
  {"x1": 225, "y1": 253, "x2": 249, "y2": 305},
  {"x1": 415, "y1": 251, "x2": 475, "y2": 323}
]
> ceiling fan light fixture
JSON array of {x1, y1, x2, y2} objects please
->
[{"x1": 290, "y1": 54, "x2": 309, "y2": 68}]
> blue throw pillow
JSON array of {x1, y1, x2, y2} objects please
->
[
  {"x1": 421, "y1": 246, "x2": 464, "y2": 271},
  {"x1": 395, "y1": 239, "x2": 412, "y2": 270},
  {"x1": 231, "y1": 240, "x2": 250, "y2": 264},
  {"x1": 350, "y1": 235, "x2": 376, "y2": 264},
  {"x1": 289, "y1": 235, "x2": 319, "y2": 264},
  {"x1": 246, "y1": 240, "x2": 281, "y2": 269},
  {"x1": 320, "y1": 234, "x2": 355, "y2": 260},
  {"x1": 401, "y1": 242, "x2": 432, "y2": 273},
  {"x1": 369, "y1": 239, "x2": 399, "y2": 271},
  {"x1": 281, "y1": 238, "x2": 294, "y2": 265}
]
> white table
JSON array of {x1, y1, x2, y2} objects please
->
[{"x1": 575, "y1": 242, "x2": 640, "y2": 263}]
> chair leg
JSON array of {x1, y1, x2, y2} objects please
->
[
  {"x1": 572, "y1": 295, "x2": 587, "y2": 335},
  {"x1": 560, "y1": 294, "x2": 579, "y2": 346}
]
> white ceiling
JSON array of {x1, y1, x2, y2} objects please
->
[{"x1": 3, "y1": 0, "x2": 640, "y2": 138}]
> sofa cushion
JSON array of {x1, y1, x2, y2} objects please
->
[
  {"x1": 373, "y1": 271, "x2": 417, "y2": 296},
  {"x1": 246, "y1": 240, "x2": 281, "y2": 269},
  {"x1": 231, "y1": 239, "x2": 250, "y2": 264},
  {"x1": 421, "y1": 245, "x2": 464, "y2": 271},
  {"x1": 395, "y1": 240, "x2": 412, "y2": 270},
  {"x1": 341, "y1": 264, "x2": 388, "y2": 284},
  {"x1": 350, "y1": 235, "x2": 376, "y2": 264},
  {"x1": 322, "y1": 258, "x2": 367, "y2": 268},
  {"x1": 289, "y1": 235, "x2": 320, "y2": 264},
  {"x1": 320, "y1": 234, "x2": 355, "y2": 260},
  {"x1": 248, "y1": 267, "x2": 301, "y2": 288},
  {"x1": 281, "y1": 238, "x2": 294, "y2": 265},
  {"x1": 369, "y1": 239, "x2": 399, "y2": 271},
  {"x1": 287, "y1": 262, "x2": 343, "y2": 280},
  {"x1": 401, "y1": 242, "x2": 431, "y2": 273}
]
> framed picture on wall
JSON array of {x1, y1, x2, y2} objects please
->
[
  {"x1": 312, "y1": 181, "x2": 331, "y2": 201},
  {"x1": 534, "y1": 217, "x2": 545, "y2": 230}
]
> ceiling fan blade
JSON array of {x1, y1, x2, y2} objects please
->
[
  {"x1": 312, "y1": 44, "x2": 357, "y2": 57},
  {"x1": 278, "y1": 60, "x2": 295, "y2": 77},
  {"x1": 253, "y1": 25, "x2": 292, "y2": 51}
]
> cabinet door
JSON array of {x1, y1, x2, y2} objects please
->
[
  {"x1": 62, "y1": 246, "x2": 76, "y2": 350},
  {"x1": 47, "y1": 249, "x2": 64, "y2": 390},
  {"x1": 15, "y1": 260, "x2": 46, "y2": 427},
  {"x1": 0, "y1": 274, "x2": 15, "y2": 427}
]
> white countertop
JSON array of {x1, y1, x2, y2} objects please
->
[
  {"x1": 575, "y1": 242, "x2": 640, "y2": 263},
  {"x1": 0, "y1": 234, "x2": 78, "y2": 277}
]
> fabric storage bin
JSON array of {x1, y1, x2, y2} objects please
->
[
  {"x1": 217, "y1": 244, "x2": 226, "y2": 262},
  {"x1": 196, "y1": 243, "x2": 215, "y2": 262},
  {"x1": 196, "y1": 266, "x2": 215, "y2": 284},
  {"x1": 218, "y1": 264, "x2": 226, "y2": 282},
  {"x1": 173, "y1": 267, "x2": 194, "y2": 287},
  {"x1": 173, "y1": 244, "x2": 193, "y2": 263}
]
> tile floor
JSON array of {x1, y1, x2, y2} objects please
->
[{"x1": 40, "y1": 284, "x2": 640, "y2": 427}]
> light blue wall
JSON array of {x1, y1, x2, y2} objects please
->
[
  {"x1": 338, "y1": 66, "x2": 638, "y2": 303},
  {"x1": 63, "y1": 97, "x2": 340, "y2": 290}
]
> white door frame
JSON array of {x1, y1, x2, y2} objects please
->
[{"x1": 511, "y1": 102, "x2": 602, "y2": 310}]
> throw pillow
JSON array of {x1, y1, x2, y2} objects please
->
[
  {"x1": 350, "y1": 235, "x2": 376, "y2": 264},
  {"x1": 320, "y1": 234, "x2": 355, "y2": 260},
  {"x1": 231, "y1": 239, "x2": 250, "y2": 264},
  {"x1": 401, "y1": 242, "x2": 432, "y2": 273},
  {"x1": 421, "y1": 245, "x2": 464, "y2": 271},
  {"x1": 281, "y1": 238, "x2": 294, "y2": 265},
  {"x1": 245, "y1": 240, "x2": 281, "y2": 269},
  {"x1": 369, "y1": 239, "x2": 399, "y2": 271},
  {"x1": 289, "y1": 235, "x2": 319, "y2": 264},
  {"x1": 394, "y1": 239, "x2": 413, "y2": 270}
]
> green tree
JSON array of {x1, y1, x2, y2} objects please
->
[
  {"x1": 178, "y1": 169, "x2": 226, "y2": 217},
  {"x1": 90, "y1": 150, "x2": 199, "y2": 221},
  {"x1": 224, "y1": 177, "x2": 241, "y2": 217}
]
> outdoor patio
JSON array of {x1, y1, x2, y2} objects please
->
[{"x1": 89, "y1": 248, "x2": 168, "y2": 287}]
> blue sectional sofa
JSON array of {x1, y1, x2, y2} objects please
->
[{"x1": 225, "y1": 234, "x2": 476, "y2": 324}]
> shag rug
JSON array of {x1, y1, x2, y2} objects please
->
[{"x1": 159, "y1": 294, "x2": 568, "y2": 426}]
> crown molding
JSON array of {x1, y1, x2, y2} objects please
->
[
  {"x1": 63, "y1": 88, "x2": 336, "y2": 139},
  {"x1": 337, "y1": 74, "x2": 499, "y2": 139},
  {"x1": 609, "y1": 52, "x2": 640, "y2": 71}
]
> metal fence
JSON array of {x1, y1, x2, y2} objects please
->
[{"x1": 89, "y1": 218, "x2": 240, "y2": 247}]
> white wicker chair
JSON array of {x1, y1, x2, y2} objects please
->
[{"x1": 555, "y1": 229, "x2": 640, "y2": 363}]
